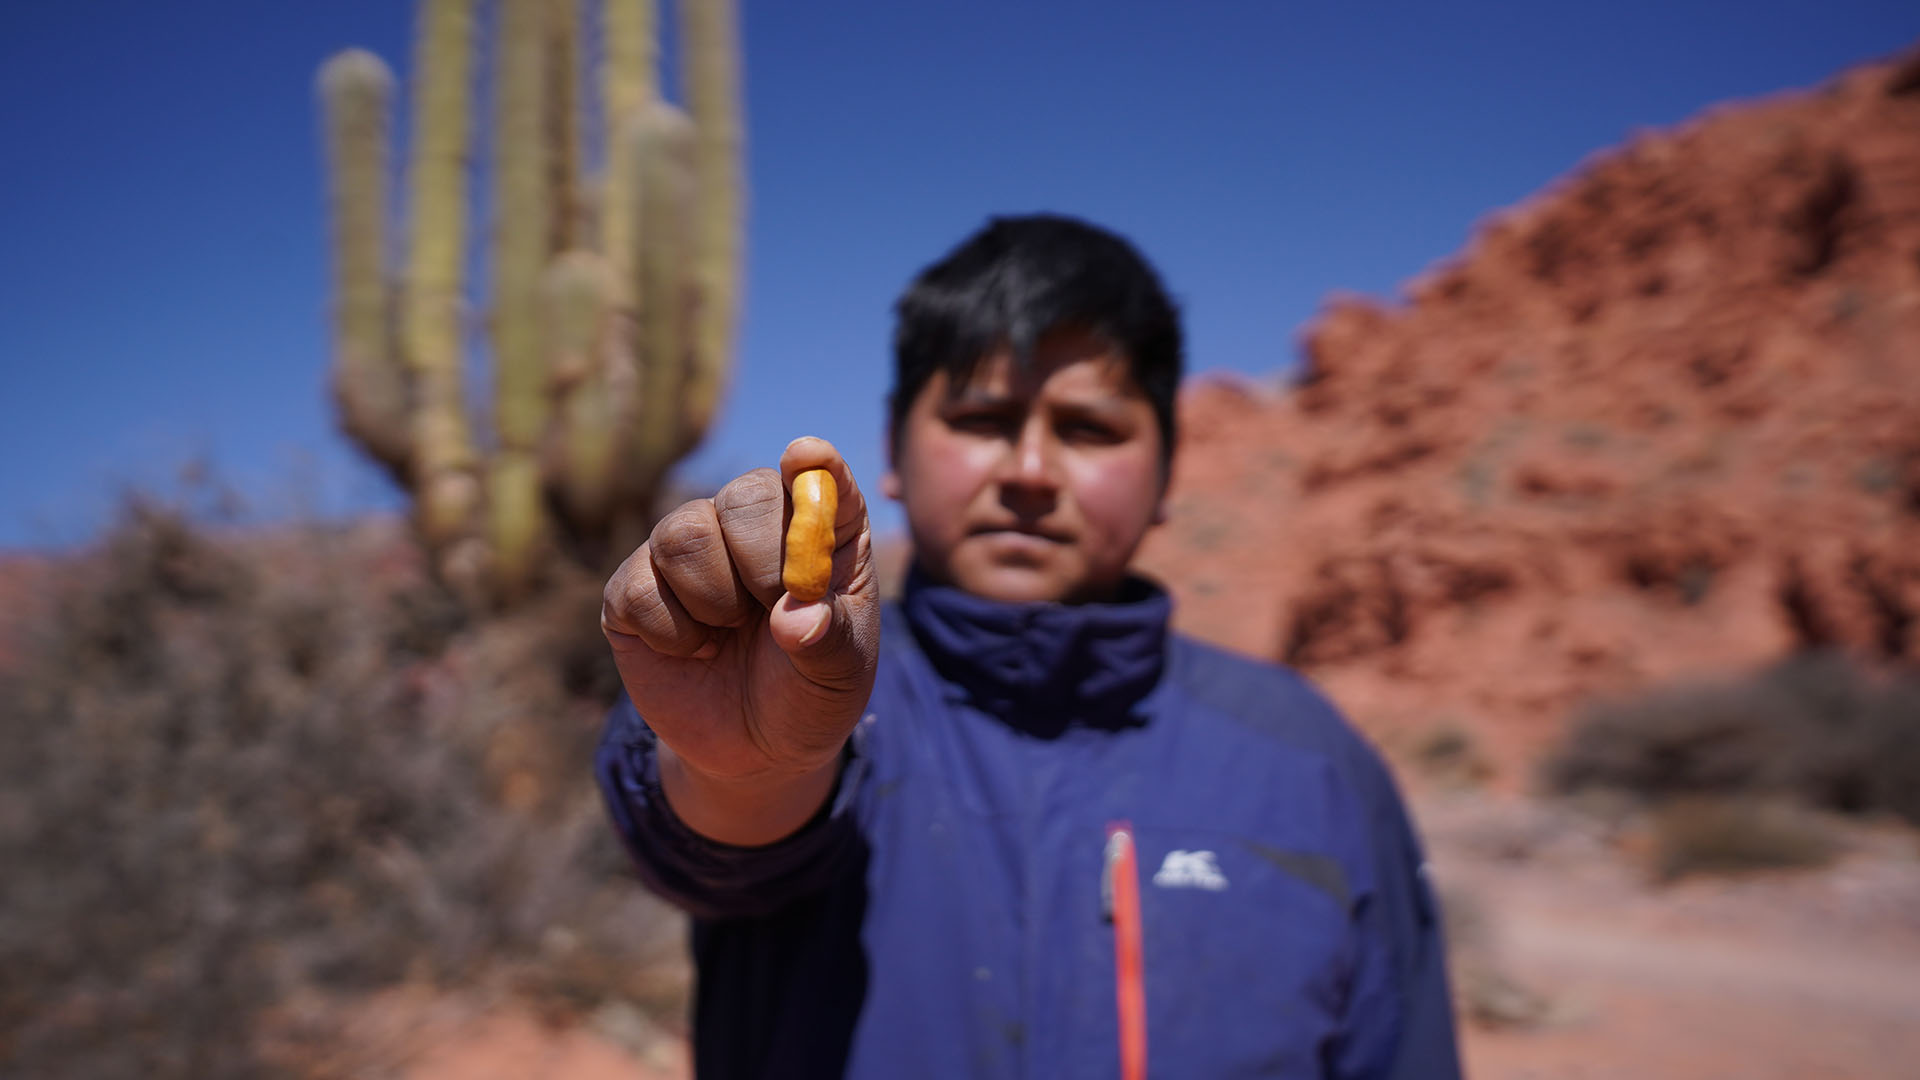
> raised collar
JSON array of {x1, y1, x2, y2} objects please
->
[{"x1": 896, "y1": 565, "x2": 1172, "y2": 736}]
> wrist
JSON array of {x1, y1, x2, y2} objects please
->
[{"x1": 657, "y1": 740, "x2": 844, "y2": 847}]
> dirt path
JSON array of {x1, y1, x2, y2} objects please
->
[
  {"x1": 1464, "y1": 905, "x2": 1920, "y2": 1079},
  {"x1": 1506, "y1": 907, "x2": 1920, "y2": 1017},
  {"x1": 1433, "y1": 793, "x2": 1920, "y2": 1080},
  {"x1": 394, "y1": 1009, "x2": 685, "y2": 1080}
]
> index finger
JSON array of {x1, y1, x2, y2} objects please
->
[{"x1": 779, "y1": 436, "x2": 868, "y2": 549}]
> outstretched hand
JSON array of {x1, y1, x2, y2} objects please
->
[{"x1": 602, "y1": 437, "x2": 881, "y2": 830}]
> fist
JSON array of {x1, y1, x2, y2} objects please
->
[{"x1": 601, "y1": 437, "x2": 881, "y2": 782}]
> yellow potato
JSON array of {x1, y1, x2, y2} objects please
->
[{"x1": 783, "y1": 468, "x2": 837, "y2": 601}]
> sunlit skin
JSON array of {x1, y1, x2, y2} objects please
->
[{"x1": 883, "y1": 326, "x2": 1170, "y2": 605}]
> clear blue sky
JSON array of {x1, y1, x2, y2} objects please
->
[{"x1": 3, "y1": 1, "x2": 1916, "y2": 549}]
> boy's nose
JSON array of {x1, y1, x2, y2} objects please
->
[{"x1": 998, "y1": 416, "x2": 1060, "y2": 490}]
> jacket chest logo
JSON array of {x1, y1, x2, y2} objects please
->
[{"x1": 1151, "y1": 849, "x2": 1229, "y2": 891}]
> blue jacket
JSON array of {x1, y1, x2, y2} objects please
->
[{"x1": 597, "y1": 573, "x2": 1461, "y2": 1078}]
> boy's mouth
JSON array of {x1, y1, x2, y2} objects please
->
[{"x1": 971, "y1": 523, "x2": 1071, "y2": 544}]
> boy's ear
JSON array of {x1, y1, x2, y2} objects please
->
[{"x1": 880, "y1": 418, "x2": 902, "y2": 501}]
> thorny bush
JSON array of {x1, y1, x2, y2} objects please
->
[
  {"x1": 1545, "y1": 650, "x2": 1920, "y2": 825},
  {"x1": 0, "y1": 502, "x2": 683, "y2": 1078}
]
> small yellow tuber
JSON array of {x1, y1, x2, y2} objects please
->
[{"x1": 783, "y1": 468, "x2": 837, "y2": 601}]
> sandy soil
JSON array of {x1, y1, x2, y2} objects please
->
[
  {"x1": 394, "y1": 1010, "x2": 686, "y2": 1080},
  {"x1": 329, "y1": 987, "x2": 686, "y2": 1080},
  {"x1": 1427, "y1": 790, "x2": 1920, "y2": 1080},
  {"x1": 1465, "y1": 909, "x2": 1920, "y2": 1080}
]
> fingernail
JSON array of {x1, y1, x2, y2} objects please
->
[{"x1": 798, "y1": 603, "x2": 831, "y2": 647}]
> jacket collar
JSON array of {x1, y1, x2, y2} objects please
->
[{"x1": 897, "y1": 565, "x2": 1171, "y2": 735}]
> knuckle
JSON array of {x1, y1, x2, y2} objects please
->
[
  {"x1": 605, "y1": 570, "x2": 661, "y2": 630},
  {"x1": 715, "y1": 468, "x2": 783, "y2": 519},
  {"x1": 602, "y1": 548, "x2": 649, "y2": 614},
  {"x1": 601, "y1": 544, "x2": 718, "y2": 658},
  {"x1": 715, "y1": 470, "x2": 788, "y2": 598},
  {"x1": 650, "y1": 502, "x2": 721, "y2": 564}
]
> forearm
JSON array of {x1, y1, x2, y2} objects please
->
[
  {"x1": 596, "y1": 696, "x2": 864, "y2": 920},
  {"x1": 657, "y1": 740, "x2": 843, "y2": 847}
]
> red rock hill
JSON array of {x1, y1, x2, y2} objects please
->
[{"x1": 1136, "y1": 46, "x2": 1920, "y2": 782}]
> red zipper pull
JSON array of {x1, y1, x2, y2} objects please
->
[{"x1": 1104, "y1": 822, "x2": 1147, "y2": 1080}]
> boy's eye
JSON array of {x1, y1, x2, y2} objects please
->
[
  {"x1": 946, "y1": 411, "x2": 1014, "y2": 436},
  {"x1": 1059, "y1": 418, "x2": 1122, "y2": 444}
]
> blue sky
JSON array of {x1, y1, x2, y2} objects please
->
[{"x1": 3, "y1": 2, "x2": 1916, "y2": 549}]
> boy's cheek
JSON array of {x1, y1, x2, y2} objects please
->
[
  {"x1": 898, "y1": 438, "x2": 994, "y2": 520},
  {"x1": 892, "y1": 457, "x2": 983, "y2": 578},
  {"x1": 1073, "y1": 457, "x2": 1166, "y2": 537}
]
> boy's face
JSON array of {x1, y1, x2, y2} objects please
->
[{"x1": 883, "y1": 325, "x2": 1168, "y2": 604}]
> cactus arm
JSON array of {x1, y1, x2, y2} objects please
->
[
  {"x1": 624, "y1": 104, "x2": 695, "y2": 499},
  {"x1": 485, "y1": 451, "x2": 546, "y2": 600},
  {"x1": 491, "y1": 0, "x2": 549, "y2": 457},
  {"x1": 545, "y1": 0, "x2": 588, "y2": 252},
  {"x1": 544, "y1": 252, "x2": 623, "y2": 529},
  {"x1": 401, "y1": 0, "x2": 481, "y2": 549},
  {"x1": 487, "y1": 0, "x2": 554, "y2": 593},
  {"x1": 600, "y1": 0, "x2": 656, "y2": 289},
  {"x1": 317, "y1": 49, "x2": 409, "y2": 476},
  {"x1": 678, "y1": 0, "x2": 743, "y2": 451}
]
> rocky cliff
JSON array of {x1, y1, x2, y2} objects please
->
[{"x1": 1137, "y1": 46, "x2": 1920, "y2": 780}]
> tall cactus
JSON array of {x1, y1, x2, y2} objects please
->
[{"x1": 316, "y1": 0, "x2": 744, "y2": 601}]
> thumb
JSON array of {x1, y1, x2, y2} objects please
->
[{"x1": 767, "y1": 589, "x2": 880, "y2": 694}]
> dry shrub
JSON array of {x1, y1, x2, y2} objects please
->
[
  {"x1": 1648, "y1": 796, "x2": 1840, "y2": 882},
  {"x1": 0, "y1": 501, "x2": 684, "y2": 1078},
  {"x1": 1543, "y1": 650, "x2": 1920, "y2": 825},
  {"x1": 1410, "y1": 722, "x2": 1495, "y2": 789}
]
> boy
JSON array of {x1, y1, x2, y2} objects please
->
[{"x1": 597, "y1": 215, "x2": 1461, "y2": 1078}]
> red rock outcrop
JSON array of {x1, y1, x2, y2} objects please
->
[{"x1": 1136, "y1": 46, "x2": 1920, "y2": 781}]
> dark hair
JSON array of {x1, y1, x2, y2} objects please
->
[{"x1": 889, "y1": 214, "x2": 1183, "y2": 466}]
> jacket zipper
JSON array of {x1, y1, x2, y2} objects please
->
[{"x1": 1103, "y1": 821, "x2": 1147, "y2": 1080}]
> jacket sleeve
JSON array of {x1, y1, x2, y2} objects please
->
[
  {"x1": 593, "y1": 692, "x2": 867, "y2": 921},
  {"x1": 1329, "y1": 743, "x2": 1463, "y2": 1080}
]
